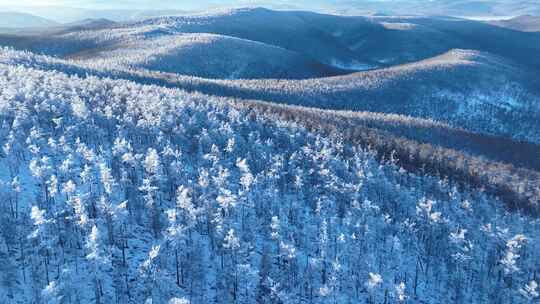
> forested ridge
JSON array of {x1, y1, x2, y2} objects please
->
[
  {"x1": 3, "y1": 47, "x2": 539, "y2": 144},
  {"x1": 0, "y1": 58, "x2": 539, "y2": 304},
  {"x1": 2, "y1": 48, "x2": 538, "y2": 215},
  {"x1": 229, "y1": 99, "x2": 540, "y2": 215}
]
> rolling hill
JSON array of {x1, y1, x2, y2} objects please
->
[
  {"x1": 1, "y1": 56, "x2": 540, "y2": 304},
  {"x1": 62, "y1": 18, "x2": 118, "y2": 32},
  {"x1": 2, "y1": 7, "x2": 540, "y2": 71},
  {"x1": 2, "y1": 6, "x2": 539, "y2": 143},
  {"x1": 0, "y1": 12, "x2": 58, "y2": 29},
  {"x1": 134, "y1": 8, "x2": 540, "y2": 70},
  {"x1": 2, "y1": 42, "x2": 538, "y2": 144},
  {"x1": 71, "y1": 33, "x2": 347, "y2": 79},
  {"x1": 489, "y1": 15, "x2": 540, "y2": 32},
  {"x1": 78, "y1": 48, "x2": 540, "y2": 144},
  {"x1": 1, "y1": 47, "x2": 539, "y2": 212}
]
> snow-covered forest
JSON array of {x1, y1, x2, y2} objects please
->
[
  {"x1": 0, "y1": 58, "x2": 539, "y2": 304},
  {"x1": 1, "y1": 6, "x2": 540, "y2": 304}
]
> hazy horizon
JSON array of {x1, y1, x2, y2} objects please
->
[
  {"x1": 0, "y1": 0, "x2": 527, "y2": 12},
  {"x1": 0, "y1": 0, "x2": 536, "y2": 25},
  {"x1": 3, "y1": 0, "x2": 330, "y2": 11}
]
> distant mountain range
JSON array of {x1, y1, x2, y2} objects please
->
[
  {"x1": 1, "y1": 0, "x2": 539, "y2": 27},
  {"x1": 1, "y1": 7, "x2": 189, "y2": 23},
  {"x1": 0, "y1": 12, "x2": 58, "y2": 29},
  {"x1": 309, "y1": 0, "x2": 540, "y2": 17},
  {"x1": 489, "y1": 15, "x2": 540, "y2": 31}
]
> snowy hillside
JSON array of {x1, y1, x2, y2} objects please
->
[
  {"x1": 134, "y1": 8, "x2": 540, "y2": 69},
  {"x1": 1, "y1": 8, "x2": 538, "y2": 143},
  {"x1": 1, "y1": 59, "x2": 540, "y2": 304},
  {"x1": 0, "y1": 6, "x2": 539, "y2": 304},
  {"x1": 2, "y1": 7, "x2": 540, "y2": 70},
  {"x1": 489, "y1": 15, "x2": 540, "y2": 32},
  {"x1": 1, "y1": 47, "x2": 538, "y2": 144},
  {"x1": 71, "y1": 33, "x2": 346, "y2": 79}
]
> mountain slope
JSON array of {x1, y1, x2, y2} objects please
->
[
  {"x1": 178, "y1": 50, "x2": 540, "y2": 144},
  {"x1": 489, "y1": 15, "x2": 540, "y2": 32},
  {"x1": 62, "y1": 18, "x2": 118, "y2": 32},
  {"x1": 135, "y1": 8, "x2": 540, "y2": 69},
  {"x1": 2, "y1": 8, "x2": 540, "y2": 73},
  {"x1": 1, "y1": 59, "x2": 539, "y2": 304},
  {"x1": 2, "y1": 46, "x2": 537, "y2": 143},
  {"x1": 136, "y1": 8, "x2": 382, "y2": 69},
  {"x1": 71, "y1": 33, "x2": 347, "y2": 79},
  {"x1": 1, "y1": 47, "x2": 538, "y2": 212},
  {"x1": 93, "y1": 49, "x2": 540, "y2": 144}
]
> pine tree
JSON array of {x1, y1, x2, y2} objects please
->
[{"x1": 86, "y1": 225, "x2": 112, "y2": 304}]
